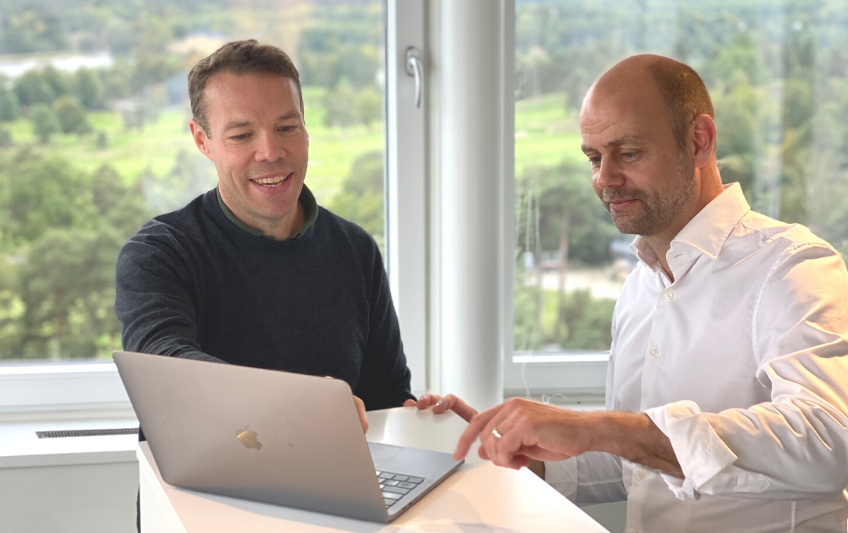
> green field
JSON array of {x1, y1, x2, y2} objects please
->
[
  {"x1": 0, "y1": 89, "x2": 580, "y2": 205},
  {"x1": 515, "y1": 93, "x2": 585, "y2": 175}
]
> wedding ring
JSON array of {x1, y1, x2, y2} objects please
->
[{"x1": 492, "y1": 428, "x2": 503, "y2": 440}]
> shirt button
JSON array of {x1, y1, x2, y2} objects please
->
[
  {"x1": 637, "y1": 469, "x2": 646, "y2": 479},
  {"x1": 665, "y1": 291, "x2": 674, "y2": 300},
  {"x1": 650, "y1": 349, "x2": 659, "y2": 358}
]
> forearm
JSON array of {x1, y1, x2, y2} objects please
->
[{"x1": 589, "y1": 411, "x2": 682, "y2": 478}]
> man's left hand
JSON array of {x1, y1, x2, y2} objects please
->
[
  {"x1": 453, "y1": 398, "x2": 596, "y2": 469},
  {"x1": 354, "y1": 395, "x2": 369, "y2": 433}
]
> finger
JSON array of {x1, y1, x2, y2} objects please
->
[
  {"x1": 417, "y1": 394, "x2": 441, "y2": 410},
  {"x1": 353, "y1": 396, "x2": 369, "y2": 433},
  {"x1": 505, "y1": 454, "x2": 530, "y2": 470},
  {"x1": 454, "y1": 405, "x2": 501, "y2": 460},
  {"x1": 403, "y1": 399, "x2": 416, "y2": 407},
  {"x1": 492, "y1": 414, "x2": 525, "y2": 468},
  {"x1": 480, "y1": 410, "x2": 515, "y2": 467},
  {"x1": 433, "y1": 394, "x2": 478, "y2": 422}
]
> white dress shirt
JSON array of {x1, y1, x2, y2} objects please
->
[{"x1": 546, "y1": 183, "x2": 848, "y2": 532}]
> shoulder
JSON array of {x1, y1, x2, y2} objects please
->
[
  {"x1": 313, "y1": 206, "x2": 381, "y2": 258},
  {"x1": 117, "y1": 191, "x2": 215, "y2": 271},
  {"x1": 737, "y1": 210, "x2": 837, "y2": 257}
]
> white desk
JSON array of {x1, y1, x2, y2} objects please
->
[{"x1": 138, "y1": 406, "x2": 609, "y2": 532}]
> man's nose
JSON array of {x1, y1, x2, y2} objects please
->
[
  {"x1": 255, "y1": 131, "x2": 286, "y2": 162},
  {"x1": 595, "y1": 158, "x2": 624, "y2": 189}
]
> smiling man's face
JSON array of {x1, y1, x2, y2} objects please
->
[
  {"x1": 191, "y1": 71, "x2": 309, "y2": 236},
  {"x1": 579, "y1": 72, "x2": 695, "y2": 237}
]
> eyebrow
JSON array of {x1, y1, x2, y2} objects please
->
[
  {"x1": 581, "y1": 134, "x2": 646, "y2": 154},
  {"x1": 221, "y1": 112, "x2": 302, "y2": 133}
]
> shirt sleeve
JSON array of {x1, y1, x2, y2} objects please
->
[
  {"x1": 115, "y1": 226, "x2": 224, "y2": 364},
  {"x1": 354, "y1": 244, "x2": 415, "y2": 410},
  {"x1": 646, "y1": 243, "x2": 848, "y2": 500}
]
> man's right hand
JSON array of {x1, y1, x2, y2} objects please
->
[{"x1": 403, "y1": 394, "x2": 478, "y2": 423}]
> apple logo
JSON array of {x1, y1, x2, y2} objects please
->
[{"x1": 236, "y1": 426, "x2": 262, "y2": 450}]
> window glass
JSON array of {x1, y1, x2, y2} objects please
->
[
  {"x1": 0, "y1": 0, "x2": 386, "y2": 362},
  {"x1": 514, "y1": 0, "x2": 848, "y2": 356}
]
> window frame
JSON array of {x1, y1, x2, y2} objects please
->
[{"x1": 0, "y1": 0, "x2": 429, "y2": 415}]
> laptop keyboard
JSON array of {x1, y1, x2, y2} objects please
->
[{"x1": 376, "y1": 470, "x2": 425, "y2": 508}]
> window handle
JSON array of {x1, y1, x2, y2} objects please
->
[{"x1": 405, "y1": 47, "x2": 423, "y2": 109}]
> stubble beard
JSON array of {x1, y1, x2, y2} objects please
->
[{"x1": 603, "y1": 153, "x2": 695, "y2": 236}]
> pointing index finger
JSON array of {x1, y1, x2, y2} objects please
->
[{"x1": 453, "y1": 405, "x2": 501, "y2": 460}]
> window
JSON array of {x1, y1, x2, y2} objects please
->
[
  {"x1": 511, "y1": 0, "x2": 848, "y2": 399},
  {"x1": 0, "y1": 0, "x2": 388, "y2": 365}
]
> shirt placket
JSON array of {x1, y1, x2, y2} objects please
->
[{"x1": 640, "y1": 273, "x2": 672, "y2": 412}]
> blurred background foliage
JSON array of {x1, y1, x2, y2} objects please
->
[{"x1": 0, "y1": 0, "x2": 847, "y2": 358}]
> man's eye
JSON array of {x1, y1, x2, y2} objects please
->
[
  {"x1": 589, "y1": 156, "x2": 601, "y2": 165},
  {"x1": 279, "y1": 126, "x2": 294, "y2": 132},
  {"x1": 231, "y1": 134, "x2": 249, "y2": 140},
  {"x1": 622, "y1": 152, "x2": 635, "y2": 159}
]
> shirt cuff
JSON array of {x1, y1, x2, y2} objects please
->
[
  {"x1": 544, "y1": 457, "x2": 578, "y2": 500},
  {"x1": 645, "y1": 400, "x2": 738, "y2": 500}
]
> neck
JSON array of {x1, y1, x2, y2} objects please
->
[
  {"x1": 261, "y1": 201, "x2": 305, "y2": 240},
  {"x1": 643, "y1": 166, "x2": 724, "y2": 281},
  {"x1": 219, "y1": 189, "x2": 306, "y2": 241}
]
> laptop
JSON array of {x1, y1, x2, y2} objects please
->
[{"x1": 113, "y1": 350, "x2": 463, "y2": 523}]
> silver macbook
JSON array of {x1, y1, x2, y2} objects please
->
[{"x1": 113, "y1": 350, "x2": 463, "y2": 523}]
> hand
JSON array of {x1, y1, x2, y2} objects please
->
[
  {"x1": 453, "y1": 398, "x2": 596, "y2": 469},
  {"x1": 353, "y1": 395, "x2": 369, "y2": 433},
  {"x1": 403, "y1": 393, "x2": 478, "y2": 422}
]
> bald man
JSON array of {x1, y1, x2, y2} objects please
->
[{"x1": 416, "y1": 55, "x2": 848, "y2": 531}]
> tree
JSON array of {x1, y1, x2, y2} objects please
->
[
  {"x1": 14, "y1": 71, "x2": 54, "y2": 107},
  {"x1": 326, "y1": 151, "x2": 385, "y2": 250},
  {"x1": 54, "y1": 97, "x2": 92, "y2": 135},
  {"x1": 322, "y1": 78, "x2": 357, "y2": 128},
  {"x1": 0, "y1": 128, "x2": 12, "y2": 148},
  {"x1": 74, "y1": 68, "x2": 103, "y2": 110},
  {"x1": 29, "y1": 104, "x2": 61, "y2": 144},
  {"x1": 0, "y1": 86, "x2": 20, "y2": 122},
  {"x1": 354, "y1": 87, "x2": 382, "y2": 127}
]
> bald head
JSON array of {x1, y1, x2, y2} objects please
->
[{"x1": 585, "y1": 54, "x2": 714, "y2": 153}]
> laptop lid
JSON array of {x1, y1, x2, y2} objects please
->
[{"x1": 114, "y1": 350, "x2": 391, "y2": 522}]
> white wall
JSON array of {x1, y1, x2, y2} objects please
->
[{"x1": 0, "y1": 461, "x2": 137, "y2": 533}]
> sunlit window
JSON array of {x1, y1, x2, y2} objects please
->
[
  {"x1": 0, "y1": 0, "x2": 386, "y2": 362},
  {"x1": 514, "y1": 0, "x2": 848, "y2": 358}
]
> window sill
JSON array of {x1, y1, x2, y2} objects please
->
[
  {"x1": 0, "y1": 416, "x2": 139, "y2": 469},
  {"x1": 0, "y1": 361, "x2": 131, "y2": 415}
]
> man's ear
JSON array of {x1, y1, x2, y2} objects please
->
[
  {"x1": 189, "y1": 119, "x2": 214, "y2": 162},
  {"x1": 691, "y1": 114, "x2": 716, "y2": 169}
]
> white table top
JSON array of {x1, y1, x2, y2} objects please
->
[{"x1": 138, "y1": 406, "x2": 609, "y2": 533}]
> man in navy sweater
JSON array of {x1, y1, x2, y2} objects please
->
[{"x1": 115, "y1": 40, "x2": 414, "y2": 443}]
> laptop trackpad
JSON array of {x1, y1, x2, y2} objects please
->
[{"x1": 368, "y1": 442, "x2": 403, "y2": 468}]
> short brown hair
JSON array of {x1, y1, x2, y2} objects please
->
[
  {"x1": 188, "y1": 39, "x2": 303, "y2": 135},
  {"x1": 646, "y1": 59, "x2": 714, "y2": 153}
]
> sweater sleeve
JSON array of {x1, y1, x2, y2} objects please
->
[
  {"x1": 355, "y1": 246, "x2": 415, "y2": 410},
  {"x1": 114, "y1": 226, "x2": 224, "y2": 364}
]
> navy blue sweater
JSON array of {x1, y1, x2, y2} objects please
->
[{"x1": 115, "y1": 189, "x2": 414, "y2": 422}]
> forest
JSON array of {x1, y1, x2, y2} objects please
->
[{"x1": 0, "y1": 0, "x2": 846, "y2": 359}]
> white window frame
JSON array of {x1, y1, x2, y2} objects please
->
[
  {"x1": 0, "y1": 0, "x2": 430, "y2": 416},
  {"x1": 0, "y1": 0, "x2": 608, "y2": 416}
]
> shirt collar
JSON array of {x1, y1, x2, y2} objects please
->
[
  {"x1": 630, "y1": 183, "x2": 750, "y2": 271},
  {"x1": 216, "y1": 184, "x2": 319, "y2": 239}
]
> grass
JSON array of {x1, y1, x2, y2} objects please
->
[{"x1": 0, "y1": 89, "x2": 581, "y2": 204}]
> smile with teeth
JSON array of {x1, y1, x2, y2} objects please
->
[{"x1": 253, "y1": 174, "x2": 289, "y2": 188}]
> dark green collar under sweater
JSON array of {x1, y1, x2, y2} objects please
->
[{"x1": 216, "y1": 184, "x2": 319, "y2": 239}]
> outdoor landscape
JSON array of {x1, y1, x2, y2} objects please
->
[{"x1": 0, "y1": 0, "x2": 847, "y2": 360}]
